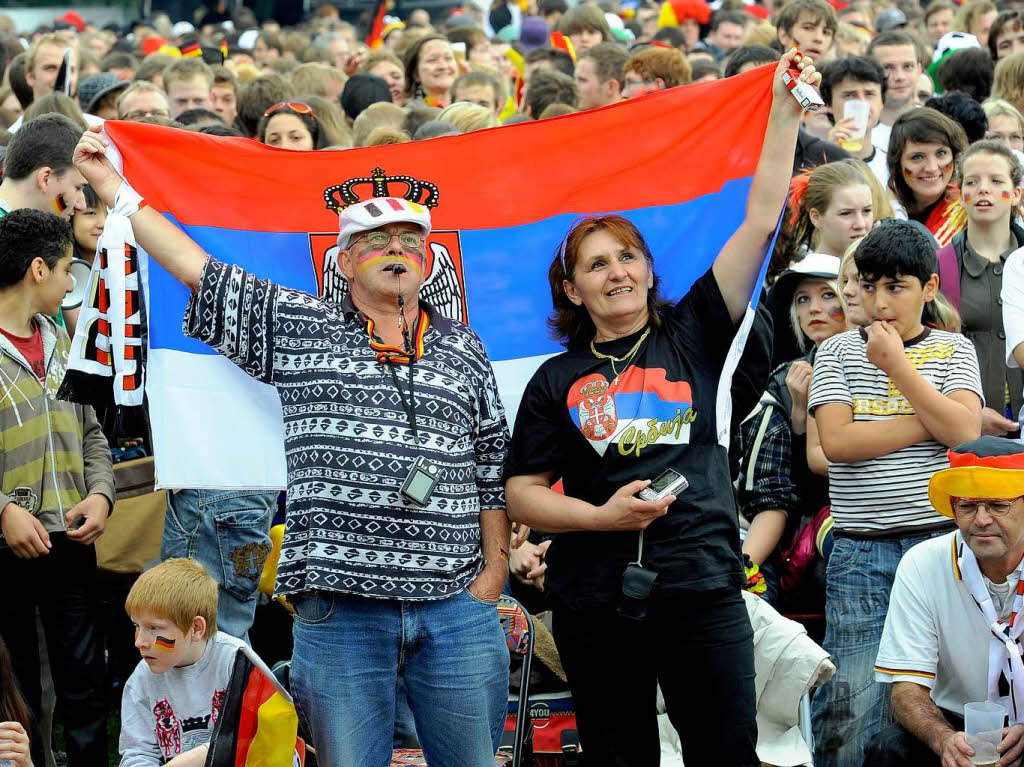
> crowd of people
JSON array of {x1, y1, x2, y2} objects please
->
[{"x1": 6, "y1": 0, "x2": 1024, "y2": 765}]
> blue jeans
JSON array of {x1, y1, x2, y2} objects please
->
[
  {"x1": 290, "y1": 588, "x2": 509, "y2": 767},
  {"x1": 811, "y1": 530, "x2": 946, "y2": 767},
  {"x1": 160, "y1": 489, "x2": 277, "y2": 639}
]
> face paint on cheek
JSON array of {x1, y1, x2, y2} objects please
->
[
  {"x1": 903, "y1": 167, "x2": 914, "y2": 178},
  {"x1": 1003, "y1": 191, "x2": 1012, "y2": 200},
  {"x1": 52, "y1": 195, "x2": 67, "y2": 215},
  {"x1": 154, "y1": 636, "x2": 176, "y2": 652},
  {"x1": 355, "y1": 251, "x2": 426, "y2": 274},
  {"x1": 828, "y1": 306, "x2": 846, "y2": 321},
  {"x1": 964, "y1": 193, "x2": 973, "y2": 203}
]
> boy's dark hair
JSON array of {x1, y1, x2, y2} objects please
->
[
  {"x1": 579, "y1": 42, "x2": 628, "y2": 86},
  {"x1": 198, "y1": 123, "x2": 244, "y2": 137},
  {"x1": 936, "y1": 48, "x2": 994, "y2": 103},
  {"x1": 524, "y1": 46, "x2": 575, "y2": 77},
  {"x1": 101, "y1": 51, "x2": 138, "y2": 72},
  {"x1": 868, "y1": 30, "x2": 922, "y2": 64},
  {"x1": 81, "y1": 184, "x2": 100, "y2": 209},
  {"x1": 690, "y1": 59, "x2": 721, "y2": 80},
  {"x1": 3, "y1": 113, "x2": 82, "y2": 181},
  {"x1": 653, "y1": 26, "x2": 687, "y2": 48},
  {"x1": 709, "y1": 9, "x2": 746, "y2": 32},
  {"x1": 724, "y1": 44, "x2": 780, "y2": 78},
  {"x1": 0, "y1": 209, "x2": 73, "y2": 289},
  {"x1": 775, "y1": 0, "x2": 839, "y2": 36},
  {"x1": 854, "y1": 219, "x2": 937, "y2": 286},
  {"x1": 539, "y1": 0, "x2": 569, "y2": 16},
  {"x1": 237, "y1": 73, "x2": 294, "y2": 137},
  {"x1": 925, "y1": 90, "x2": 988, "y2": 142},
  {"x1": 819, "y1": 55, "x2": 887, "y2": 106},
  {"x1": 989, "y1": 10, "x2": 1024, "y2": 60},
  {"x1": 176, "y1": 107, "x2": 226, "y2": 127},
  {"x1": 524, "y1": 69, "x2": 579, "y2": 116}
]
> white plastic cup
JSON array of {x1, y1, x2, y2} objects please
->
[
  {"x1": 841, "y1": 99, "x2": 871, "y2": 152},
  {"x1": 965, "y1": 701, "x2": 1007, "y2": 766}
]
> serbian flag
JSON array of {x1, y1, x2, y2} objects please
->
[
  {"x1": 365, "y1": 0, "x2": 388, "y2": 49},
  {"x1": 97, "y1": 64, "x2": 777, "y2": 489},
  {"x1": 205, "y1": 644, "x2": 305, "y2": 767}
]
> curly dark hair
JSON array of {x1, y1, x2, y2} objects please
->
[{"x1": 0, "y1": 209, "x2": 73, "y2": 289}]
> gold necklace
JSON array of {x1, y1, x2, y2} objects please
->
[{"x1": 590, "y1": 326, "x2": 650, "y2": 386}]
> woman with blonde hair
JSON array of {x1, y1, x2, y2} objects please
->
[
  {"x1": 982, "y1": 97, "x2": 1024, "y2": 150},
  {"x1": 991, "y1": 51, "x2": 1024, "y2": 115},
  {"x1": 954, "y1": 0, "x2": 999, "y2": 46},
  {"x1": 437, "y1": 101, "x2": 500, "y2": 132}
]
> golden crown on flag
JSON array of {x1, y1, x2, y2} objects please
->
[{"x1": 324, "y1": 167, "x2": 440, "y2": 214}]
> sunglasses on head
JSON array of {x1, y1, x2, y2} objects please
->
[{"x1": 264, "y1": 101, "x2": 315, "y2": 118}]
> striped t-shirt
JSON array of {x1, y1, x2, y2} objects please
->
[{"x1": 808, "y1": 327, "x2": 982, "y2": 534}]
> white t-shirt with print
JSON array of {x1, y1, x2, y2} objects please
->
[{"x1": 809, "y1": 327, "x2": 983, "y2": 534}]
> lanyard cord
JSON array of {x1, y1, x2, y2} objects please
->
[{"x1": 387, "y1": 360, "x2": 418, "y2": 443}]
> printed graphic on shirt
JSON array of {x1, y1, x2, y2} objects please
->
[
  {"x1": 153, "y1": 698, "x2": 182, "y2": 758},
  {"x1": 567, "y1": 366, "x2": 696, "y2": 457},
  {"x1": 211, "y1": 688, "x2": 225, "y2": 726},
  {"x1": 852, "y1": 340, "x2": 956, "y2": 416}
]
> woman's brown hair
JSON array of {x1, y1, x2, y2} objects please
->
[
  {"x1": 0, "y1": 634, "x2": 32, "y2": 732},
  {"x1": 886, "y1": 106, "x2": 968, "y2": 211},
  {"x1": 548, "y1": 215, "x2": 669, "y2": 349},
  {"x1": 402, "y1": 33, "x2": 450, "y2": 98}
]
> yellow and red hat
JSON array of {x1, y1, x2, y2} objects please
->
[{"x1": 928, "y1": 437, "x2": 1024, "y2": 518}]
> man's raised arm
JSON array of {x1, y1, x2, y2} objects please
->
[{"x1": 73, "y1": 126, "x2": 206, "y2": 293}]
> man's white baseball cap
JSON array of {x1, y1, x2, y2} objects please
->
[{"x1": 336, "y1": 197, "x2": 432, "y2": 249}]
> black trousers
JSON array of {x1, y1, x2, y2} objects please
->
[
  {"x1": 0, "y1": 533, "x2": 108, "y2": 766},
  {"x1": 862, "y1": 709, "x2": 964, "y2": 766},
  {"x1": 551, "y1": 587, "x2": 758, "y2": 767}
]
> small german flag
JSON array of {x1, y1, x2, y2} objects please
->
[
  {"x1": 365, "y1": 0, "x2": 388, "y2": 50},
  {"x1": 154, "y1": 636, "x2": 176, "y2": 652},
  {"x1": 220, "y1": 39, "x2": 228, "y2": 58},
  {"x1": 180, "y1": 41, "x2": 202, "y2": 58},
  {"x1": 549, "y1": 31, "x2": 576, "y2": 63},
  {"x1": 207, "y1": 646, "x2": 306, "y2": 767}
]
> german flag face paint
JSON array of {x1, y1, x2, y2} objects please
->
[
  {"x1": 52, "y1": 195, "x2": 67, "y2": 215},
  {"x1": 154, "y1": 636, "x2": 176, "y2": 652},
  {"x1": 1003, "y1": 191, "x2": 1012, "y2": 200}
]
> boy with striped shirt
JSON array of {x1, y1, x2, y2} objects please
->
[{"x1": 807, "y1": 221, "x2": 984, "y2": 767}]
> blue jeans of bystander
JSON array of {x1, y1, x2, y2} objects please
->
[
  {"x1": 160, "y1": 489, "x2": 277, "y2": 638},
  {"x1": 811, "y1": 530, "x2": 947, "y2": 767},
  {"x1": 290, "y1": 588, "x2": 508, "y2": 767}
]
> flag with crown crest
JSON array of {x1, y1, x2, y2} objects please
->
[{"x1": 69, "y1": 64, "x2": 779, "y2": 489}]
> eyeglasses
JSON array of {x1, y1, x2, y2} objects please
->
[
  {"x1": 122, "y1": 108, "x2": 170, "y2": 121},
  {"x1": 953, "y1": 497, "x2": 1022, "y2": 518},
  {"x1": 263, "y1": 101, "x2": 315, "y2": 118},
  {"x1": 350, "y1": 231, "x2": 424, "y2": 251}
]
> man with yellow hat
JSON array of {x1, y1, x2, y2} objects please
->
[{"x1": 866, "y1": 436, "x2": 1024, "y2": 765}]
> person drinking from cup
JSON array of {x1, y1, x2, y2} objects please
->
[
  {"x1": 503, "y1": 49, "x2": 820, "y2": 766},
  {"x1": 820, "y1": 56, "x2": 890, "y2": 187},
  {"x1": 866, "y1": 436, "x2": 1024, "y2": 767}
]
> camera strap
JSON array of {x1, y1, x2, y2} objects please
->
[{"x1": 387, "y1": 361, "x2": 418, "y2": 443}]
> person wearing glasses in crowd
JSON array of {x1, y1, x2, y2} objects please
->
[
  {"x1": 621, "y1": 47, "x2": 691, "y2": 99},
  {"x1": 257, "y1": 101, "x2": 328, "y2": 150},
  {"x1": 866, "y1": 437, "x2": 1024, "y2": 767},
  {"x1": 72, "y1": 123, "x2": 513, "y2": 766},
  {"x1": 116, "y1": 82, "x2": 171, "y2": 123}
]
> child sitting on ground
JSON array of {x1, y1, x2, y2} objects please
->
[{"x1": 119, "y1": 558, "x2": 246, "y2": 767}]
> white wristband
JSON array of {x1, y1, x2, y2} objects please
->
[{"x1": 112, "y1": 180, "x2": 145, "y2": 218}]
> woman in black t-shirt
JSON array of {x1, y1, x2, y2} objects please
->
[{"x1": 503, "y1": 51, "x2": 820, "y2": 767}]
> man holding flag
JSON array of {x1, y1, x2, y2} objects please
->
[{"x1": 72, "y1": 137, "x2": 513, "y2": 765}]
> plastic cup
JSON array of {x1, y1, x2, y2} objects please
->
[
  {"x1": 965, "y1": 701, "x2": 1006, "y2": 766},
  {"x1": 840, "y1": 99, "x2": 871, "y2": 153}
]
